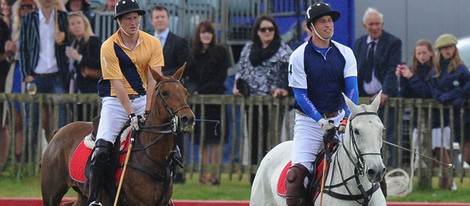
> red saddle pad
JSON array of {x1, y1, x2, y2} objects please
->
[
  {"x1": 69, "y1": 139, "x2": 92, "y2": 183},
  {"x1": 69, "y1": 133, "x2": 132, "y2": 185},
  {"x1": 277, "y1": 161, "x2": 292, "y2": 196},
  {"x1": 276, "y1": 159, "x2": 326, "y2": 198}
]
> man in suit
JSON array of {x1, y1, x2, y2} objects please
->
[
  {"x1": 151, "y1": 5, "x2": 189, "y2": 76},
  {"x1": 20, "y1": 0, "x2": 69, "y2": 143},
  {"x1": 353, "y1": 7, "x2": 402, "y2": 197},
  {"x1": 151, "y1": 5, "x2": 189, "y2": 183},
  {"x1": 354, "y1": 7, "x2": 401, "y2": 101}
]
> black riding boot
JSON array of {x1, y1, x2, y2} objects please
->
[
  {"x1": 285, "y1": 163, "x2": 309, "y2": 206},
  {"x1": 88, "y1": 139, "x2": 113, "y2": 206}
]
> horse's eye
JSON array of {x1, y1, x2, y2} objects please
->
[
  {"x1": 161, "y1": 91, "x2": 169, "y2": 96},
  {"x1": 354, "y1": 129, "x2": 360, "y2": 135}
]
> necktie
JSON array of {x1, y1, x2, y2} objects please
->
[{"x1": 365, "y1": 41, "x2": 376, "y2": 82}]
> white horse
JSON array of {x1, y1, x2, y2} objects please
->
[{"x1": 250, "y1": 93, "x2": 387, "y2": 206}]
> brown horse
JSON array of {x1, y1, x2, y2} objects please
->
[{"x1": 40, "y1": 66, "x2": 195, "y2": 206}]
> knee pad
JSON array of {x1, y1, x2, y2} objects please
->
[
  {"x1": 286, "y1": 163, "x2": 309, "y2": 206},
  {"x1": 90, "y1": 139, "x2": 114, "y2": 176}
]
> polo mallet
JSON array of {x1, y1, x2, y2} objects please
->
[
  {"x1": 113, "y1": 132, "x2": 136, "y2": 206},
  {"x1": 319, "y1": 121, "x2": 336, "y2": 206}
]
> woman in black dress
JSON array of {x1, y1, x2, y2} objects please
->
[{"x1": 185, "y1": 21, "x2": 230, "y2": 185}]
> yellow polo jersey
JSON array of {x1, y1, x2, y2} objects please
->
[{"x1": 98, "y1": 30, "x2": 164, "y2": 97}]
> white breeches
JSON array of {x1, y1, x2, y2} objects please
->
[
  {"x1": 291, "y1": 110, "x2": 345, "y2": 173},
  {"x1": 96, "y1": 96, "x2": 146, "y2": 143}
]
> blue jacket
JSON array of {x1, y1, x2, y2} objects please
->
[
  {"x1": 428, "y1": 60, "x2": 470, "y2": 130},
  {"x1": 429, "y1": 60, "x2": 470, "y2": 107},
  {"x1": 399, "y1": 63, "x2": 433, "y2": 98}
]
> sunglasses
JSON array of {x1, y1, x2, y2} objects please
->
[
  {"x1": 259, "y1": 27, "x2": 274, "y2": 33},
  {"x1": 20, "y1": 4, "x2": 34, "y2": 10},
  {"x1": 68, "y1": 11, "x2": 84, "y2": 16}
]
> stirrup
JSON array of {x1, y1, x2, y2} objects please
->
[{"x1": 88, "y1": 201, "x2": 103, "y2": 206}]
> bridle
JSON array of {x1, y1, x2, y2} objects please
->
[
  {"x1": 323, "y1": 111, "x2": 382, "y2": 205},
  {"x1": 136, "y1": 79, "x2": 191, "y2": 135},
  {"x1": 126, "y1": 79, "x2": 191, "y2": 206}
]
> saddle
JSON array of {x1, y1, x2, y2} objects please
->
[
  {"x1": 277, "y1": 141, "x2": 339, "y2": 204},
  {"x1": 69, "y1": 116, "x2": 133, "y2": 186}
]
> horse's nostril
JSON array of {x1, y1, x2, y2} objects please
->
[
  {"x1": 381, "y1": 168, "x2": 386, "y2": 177},
  {"x1": 180, "y1": 116, "x2": 189, "y2": 123},
  {"x1": 367, "y1": 169, "x2": 376, "y2": 178}
]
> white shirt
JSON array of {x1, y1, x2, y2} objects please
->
[
  {"x1": 35, "y1": 8, "x2": 59, "y2": 74},
  {"x1": 154, "y1": 27, "x2": 169, "y2": 48},
  {"x1": 363, "y1": 36, "x2": 382, "y2": 95}
]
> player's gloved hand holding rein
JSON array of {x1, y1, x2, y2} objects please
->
[
  {"x1": 319, "y1": 119, "x2": 335, "y2": 132},
  {"x1": 338, "y1": 117, "x2": 348, "y2": 133},
  {"x1": 129, "y1": 113, "x2": 144, "y2": 130},
  {"x1": 143, "y1": 110, "x2": 150, "y2": 121}
]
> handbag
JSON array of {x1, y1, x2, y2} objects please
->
[
  {"x1": 81, "y1": 66, "x2": 102, "y2": 79},
  {"x1": 80, "y1": 42, "x2": 102, "y2": 80},
  {"x1": 236, "y1": 78, "x2": 251, "y2": 96}
]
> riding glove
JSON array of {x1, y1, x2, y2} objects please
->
[
  {"x1": 318, "y1": 119, "x2": 333, "y2": 132},
  {"x1": 142, "y1": 110, "x2": 150, "y2": 121},
  {"x1": 129, "y1": 113, "x2": 140, "y2": 130}
]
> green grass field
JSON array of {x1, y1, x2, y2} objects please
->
[{"x1": 1, "y1": 172, "x2": 470, "y2": 202}]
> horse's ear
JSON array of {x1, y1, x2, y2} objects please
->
[
  {"x1": 370, "y1": 90, "x2": 382, "y2": 112},
  {"x1": 173, "y1": 62, "x2": 186, "y2": 80},
  {"x1": 342, "y1": 92, "x2": 358, "y2": 115},
  {"x1": 150, "y1": 68, "x2": 164, "y2": 82}
]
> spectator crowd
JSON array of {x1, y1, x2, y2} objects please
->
[{"x1": 0, "y1": 0, "x2": 468, "y2": 192}]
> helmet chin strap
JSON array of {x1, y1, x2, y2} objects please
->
[
  {"x1": 118, "y1": 20, "x2": 140, "y2": 37},
  {"x1": 311, "y1": 22, "x2": 333, "y2": 42}
]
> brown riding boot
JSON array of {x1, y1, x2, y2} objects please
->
[
  {"x1": 286, "y1": 163, "x2": 309, "y2": 206},
  {"x1": 379, "y1": 178, "x2": 387, "y2": 198}
]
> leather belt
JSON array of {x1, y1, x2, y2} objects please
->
[
  {"x1": 111, "y1": 94, "x2": 143, "y2": 100},
  {"x1": 128, "y1": 94, "x2": 143, "y2": 100},
  {"x1": 295, "y1": 109, "x2": 339, "y2": 118},
  {"x1": 33, "y1": 72, "x2": 58, "y2": 78},
  {"x1": 322, "y1": 111, "x2": 339, "y2": 118}
]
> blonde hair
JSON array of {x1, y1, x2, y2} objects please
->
[
  {"x1": 11, "y1": 0, "x2": 40, "y2": 42},
  {"x1": 67, "y1": 11, "x2": 94, "y2": 42},
  {"x1": 54, "y1": 0, "x2": 65, "y2": 11},
  {"x1": 434, "y1": 45, "x2": 464, "y2": 77}
]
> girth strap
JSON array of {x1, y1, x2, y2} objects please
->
[
  {"x1": 324, "y1": 183, "x2": 380, "y2": 205},
  {"x1": 126, "y1": 163, "x2": 173, "y2": 206},
  {"x1": 127, "y1": 163, "x2": 167, "y2": 181}
]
